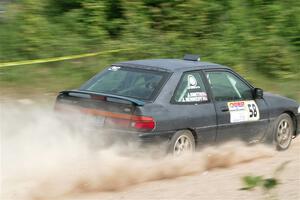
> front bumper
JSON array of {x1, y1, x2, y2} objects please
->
[{"x1": 296, "y1": 113, "x2": 300, "y2": 135}]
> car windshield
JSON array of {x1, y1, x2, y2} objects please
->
[{"x1": 80, "y1": 66, "x2": 169, "y2": 100}]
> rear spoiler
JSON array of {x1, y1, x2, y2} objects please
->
[{"x1": 58, "y1": 90, "x2": 145, "y2": 106}]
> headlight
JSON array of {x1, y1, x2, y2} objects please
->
[{"x1": 298, "y1": 106, "x2": 300, "y2": 114}]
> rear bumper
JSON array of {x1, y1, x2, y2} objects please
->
[{"x1": 87, "y1": 127, "x2": 175, "y2": 146}]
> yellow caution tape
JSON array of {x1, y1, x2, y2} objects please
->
[{"x1": 0, "y1": 48, "x2": 134, "y2": 68}]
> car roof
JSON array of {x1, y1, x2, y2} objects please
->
[{"x1": 114, "y1": 59, "x2": 230, "y2": 72}]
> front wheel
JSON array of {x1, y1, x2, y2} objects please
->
[
  {"x1": 169, "y1": 130, "x2": 195, "y2": 156},
  {"x1": 274, "y1": 113, "x2": 294, "y2": 151}
]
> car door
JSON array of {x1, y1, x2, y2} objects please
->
[
  {"x1": 204, "y1": 70, "x2": 269, "y2": 143},
  {"x1": 169, "y1": 71, "x2": 217, "y2": 145}
]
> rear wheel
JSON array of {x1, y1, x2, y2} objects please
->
[
  {"x1": 169, "y1": 130, "x2": 195, "y2": 156},
  {"x1": 274, "y1": 114, "x2": 294, "y2": 151}
]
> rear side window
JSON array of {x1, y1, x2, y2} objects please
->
[
  {"x1": 81, "y1": 66, "x2": 169, "y2": 100},
  {"x1": 173, "y1": 71, "x2": 208, "y2": 103},
  {"x1": 206, "y1": 71, "x2": 253, "y2": 101}
]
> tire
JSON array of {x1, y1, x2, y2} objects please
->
[
  {"x1": 168, "y1": 130, "x2": 195, "y2": 156},
  {"x1": 274, "y1": 113, "x2": 294, "y2": 151}
]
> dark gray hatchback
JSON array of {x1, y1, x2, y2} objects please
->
[{"x1": 55, "y1": 55, "x2": 300, "y2": 155}]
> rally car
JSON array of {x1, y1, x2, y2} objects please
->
[{"x1": 55, "y1": 55, "x2": 300, "y2": 155}]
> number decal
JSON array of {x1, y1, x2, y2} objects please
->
[
  {"x1": 252, "y1": 104, "x2": 257, "y2": 117},
  {"x1": 248, "y1": 103, "x2": 258, "y2": 118},
  {"x1": 228, "y1": 100, "x2": 260, "y2": 123},
  {"x1": 248, "y1": 104, "x2": 253, "y2": 118}
]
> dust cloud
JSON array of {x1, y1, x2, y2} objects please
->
[{"x1": 0, "y1": 101, "x2": 274, "y2": 200}]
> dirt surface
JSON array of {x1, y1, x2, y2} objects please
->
[
  {"x1": 60, "y1": 138, "x2": 300, "y2": 200},
  {"x1": 1, "y1": 102, "x2": 300, "y2": 200}
]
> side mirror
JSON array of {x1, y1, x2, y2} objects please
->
[{"x1": 253, "y1": 88, "x2": 263, "y2": 99}]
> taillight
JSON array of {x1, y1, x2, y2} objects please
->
[
  {"x1": 104, "y1": 116, "x2": 155, "y2": 131},
  {"x1": 56, "y1": 105, "x2": 156, "y2": 131},
  {"x1": 130, "y1": 116, "x2": 155, "y2": 131},
  {"x1": 104, "y1": 117, "x2": 131, "y2": 128}
]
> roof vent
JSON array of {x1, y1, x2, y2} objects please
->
[{"x1": 183, "y1": 54, "x2": 200, "y2": 61}]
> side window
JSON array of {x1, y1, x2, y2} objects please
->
[
  {"x1": 173, "y1": 71, "x2": 208, "y2": 103},
  {"x1": 206, "y1": 71, "x2": 253, "y2": 101}
]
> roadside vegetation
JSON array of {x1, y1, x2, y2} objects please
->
[
  {"x1": 0, "y1": 0, "x2": 299, "y2": 100},
  {"x1": 241, "y1": 161, "x2": 291, "y2": 200}
]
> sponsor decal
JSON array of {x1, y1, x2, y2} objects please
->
[
  {"x1": 227, "y1": 100, "x2": 260, "y2": 123},
  {"x1": 184, "y1": 92, "x2": 208, "y2": 102}
]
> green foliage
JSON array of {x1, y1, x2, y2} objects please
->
[
  {"x1": 263, "y1": 178, "x2": 278, "y2": 190},
  {"x1": 240, "y1": 161, "x2": 291, "y2": 200},
  {"x1": 241, "y1": 176, "x2": 278, "y2": 191},
  {"x1": 0, "y1": 0, "x2": 299, "y2": 95},
  {"x1": 241, "y1": 175, "x2": 264, "y2": 190}
]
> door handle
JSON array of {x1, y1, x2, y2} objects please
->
[{"x1": 220, "y1": 106, "x2": 229, "y2": 112}]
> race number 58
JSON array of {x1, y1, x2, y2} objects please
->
[{"x1": 247, "y1": 103, "x2": 258, "y2": 118}]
